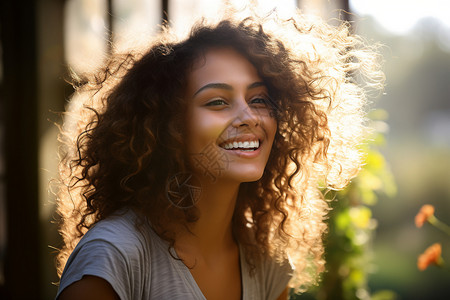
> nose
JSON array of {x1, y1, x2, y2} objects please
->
[{"x1": 231, "y1": 101, "x2": 260, "y2": 128}]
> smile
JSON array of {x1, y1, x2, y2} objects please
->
[{"x1": 220, "y1": 140, "x2": 260, "y2": 151}]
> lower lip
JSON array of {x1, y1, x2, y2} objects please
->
[{"x1": 221, "y1": 145, "x2": 262, "y2": 158}]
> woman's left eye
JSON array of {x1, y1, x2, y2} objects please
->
[
  {"x1": 205, "y1": 99, "x2": 227, "y2": 106},
  {"x1": 250, "y1": 97, "x2": 269, "y2": 106}
]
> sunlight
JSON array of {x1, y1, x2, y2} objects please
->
[
  {"x1": 169, "y1": 0, "x2": 297, "y2": 37},
  {"x1": 350, "y1": 0, "x2": 450, "y2": 35},
  {"x1": 64, "y1": 0, "x2": 109, "y2": 75}
]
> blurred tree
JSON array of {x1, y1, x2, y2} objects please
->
[{"x1": 291, "y1": 110, "x2": 397, "y2": 300}]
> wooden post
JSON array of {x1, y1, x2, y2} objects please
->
[{"x1": 0, "y1": 0, "x2": 41, "y2": 298}]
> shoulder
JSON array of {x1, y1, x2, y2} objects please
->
[
  {"x1": 260, "y1": 253, "x2": 293, "y2": 279},
  {"x1": 84, "y1": 209, "x2": 147, "y2": 241},
  {"x1": 260, "y1": 253, "x2": 293, "y2": 297},
  {"x1": 71, "y1": 210, "x2": 153, "y2": 262},
  {"x1": 241, "y1": 246, "x2": 293, "y2": 300},
  {"x1": 57, "y1": 210, "x2": 154, "y2": 299}
]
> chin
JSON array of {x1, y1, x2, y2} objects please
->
[{"x1": 226, "y1": 166, "x2": 266, "y2": 183}]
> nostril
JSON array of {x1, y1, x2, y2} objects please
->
[{"x1": 231, "y1": 107, "x2": 261, "y2": 128}]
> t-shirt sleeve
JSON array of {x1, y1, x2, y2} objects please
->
[
  {"x1": 56, "y1": 239, "x2": 130, "y2": 300},
  {"x1": 264, "y1": 256, "x2": 293, "y2": 300}
]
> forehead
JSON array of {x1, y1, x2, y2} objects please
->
[
  {"x1": 191, "y1": 47, "x2": 253, "y2": 69},
  {"x1": 186, "y1": 48, "x2": 262, "y2": 91}
]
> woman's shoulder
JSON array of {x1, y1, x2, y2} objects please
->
[
  {"x1": 79, "y1": 209, "x2": 152, "y2": 249},
  {"x1": 240, "y1": 245, "x2": 293, "y2": 300},
  {"x1": 62, "y1": 208, "x2": 159, "y2": 277},
  {"x1": 57, "y1": 209, "x2": 156, "y2": 299}
]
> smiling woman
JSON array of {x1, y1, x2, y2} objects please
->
[
  {"x1": 185, "y1": 48, "x2": 277, "y2": 184},
  {"x1": 54, "y1": 8, "x2": 383, "y2": 300}
]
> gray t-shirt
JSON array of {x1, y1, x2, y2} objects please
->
[{"x1": 56, "y1": 210, "x2": 292, "y2": 300}]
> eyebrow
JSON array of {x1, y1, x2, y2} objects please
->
[{"x1": 193, "y1": 81, "x2": 267, "y2": 96}]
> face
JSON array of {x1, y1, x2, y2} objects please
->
[{"x1": 185, "y1": 48, "x2": 277, "y2": 184}]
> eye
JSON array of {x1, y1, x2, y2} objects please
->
[
  {"x1": 251, "y1": 97, "x2": 267, "y2": 104},
  {"x1": 249, "y1": 96, "x2": 270, "y2": 108},
  {"x1": 204, "y1": 99, "x2": 228, "y2": 107}
]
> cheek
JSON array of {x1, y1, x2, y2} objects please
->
[
  {"x1": 264, "y1": 117, "x2": 278, "y2": 145},
  {"x1": 186, "y1": 110, "x2": 229, "y2": 151}
]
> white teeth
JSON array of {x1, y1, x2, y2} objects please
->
[{"x1": 222, "y1": 140, "x2": 259, "y2": 150}]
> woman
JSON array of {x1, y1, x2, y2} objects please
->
[{"x1": 55, "y1": 10, "x2": 383, "y2": 300}]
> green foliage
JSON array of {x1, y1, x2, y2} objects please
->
[{"x1": 291, "y1": 110, "x2": 397, "y2": 300}]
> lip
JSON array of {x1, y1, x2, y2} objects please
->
[
  {"x1": 218, "y1": 133, "x2": 262, "y2": 147},
  {"x1": 218, "y1": 134, "x2": 263, "y2": 158},
  {"x1": 223, "y1": 145, "x2": 262, "y2": 158}
]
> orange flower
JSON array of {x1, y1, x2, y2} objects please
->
[
  {"x1": 417, "y1": 243, "x2": 443, "y2": 271},
  {"x1": 415, "y1": 204, "x2": 435, "y2": 228}
]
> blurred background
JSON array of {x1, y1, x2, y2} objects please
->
[{"x1": 1, "y1": 0, "x2": 449, "y2": 299}]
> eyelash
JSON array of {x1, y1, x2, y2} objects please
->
[
  {"x1": 205, "y1": 99, "x2": 228, "y2": 106},
  {"x1": 250, "y1": 97, "x2": 268, "y2": 105},
  {"x1": 204, "y1": 95, "x2": 271, "y2": 107}
]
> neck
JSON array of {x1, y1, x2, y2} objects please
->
[{"x1": 175, "y1": 178, "x2": 241, "y2": 257}]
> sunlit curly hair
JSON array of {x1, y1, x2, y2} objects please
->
[{"x1": 56, "y1": 9, "x2": 384, "y2": 292}]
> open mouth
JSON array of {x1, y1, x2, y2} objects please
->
[{"x1": 219, "y1": 140, "x2": 260, "y2": 152}]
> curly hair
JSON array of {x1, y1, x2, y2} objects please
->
[{"x1": 56, "y1": 10, "x2": 384, "y2": 292}]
